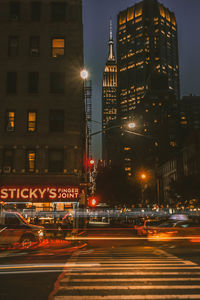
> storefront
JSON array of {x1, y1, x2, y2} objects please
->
[{"x1": 0, "y1": 185, "x2": 80, "y2": 226}]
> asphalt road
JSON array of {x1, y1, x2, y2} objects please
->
[{"x1": 1, "y1": 226, "x2": 200, "y2": 300}]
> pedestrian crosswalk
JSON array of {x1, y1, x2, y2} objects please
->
[{"x1": 52, "y1": 247, "x2": 200, "y2": 300}]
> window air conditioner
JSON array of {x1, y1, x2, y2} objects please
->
[
  {"x1": 31, "y1": 48, "x2": 39, "y2": 56},
  {"x1": 7, "y1": 125, "x2": 14, "y2": 132},
  {"x1": 3, "y1": 166, "x2": 11, "y2": 173}
]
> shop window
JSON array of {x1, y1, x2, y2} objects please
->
[
  {"x1": 29, "y1": 36, "x2": 40, "y2": 57},
  {"x1": 51, "y1": 2, "x2": 66, "y2": 22},
  {"x1": 8, "y1": 36, "x2": 19, "y2": 56},
  {"x1": 5, "y1": 111, "x2": 15, "y2": 132},
  {"x1": 28, "y1": 72, "x2": 39, "y2": 93},
  {"x1": 26, "y1": 150, "x2": 36, "y2": 172},
  {"x1": 9, "y1": 2, "x2": 20, "y2": 21},
  {"x1": 28, "y1": 111, "x2": 37, "y2": 132},
  {"x1": 48, "y1": 150, "x2": 64, "y2": 172},
  {"x1": 31, "y1": 2, "x2": 41, "y2": 22},
  {"x1": 50, "y1": 72, "x2": 65, "y2": 93},
  {"x1": 49, "y1": 110, "x2": 64, "y2": 132},
  {"x1": 51, "y1": 38, "x2": 65, "y2": 58},
  {"x1": 2, "y1": 149, "x2": 14, "y2": 171},
  {"x1": 7, "y1": 72, "x2": 17, "y2": 93}
]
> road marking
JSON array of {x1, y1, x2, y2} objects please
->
[{"x1": 0, "y1": 263, "x2": 100, "y2": 270}]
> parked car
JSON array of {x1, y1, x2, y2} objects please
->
[{"x1": 0, "y1": 211, "x2": 44, "y2": 247}]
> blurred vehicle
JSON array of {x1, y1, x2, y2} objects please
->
[
  {"x1": 133, "y1": 218, "x2": 164, "y2": 236},
  {"x1": 147, "y1": 220, "x2": 200, "y2": 242},
  {"x1": 0, "y1": 211, "x2": 44, "y2": 247}
]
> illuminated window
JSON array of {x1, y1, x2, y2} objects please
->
[
  {"x1": 124, "y1": 147, "x2": 131, "y2": 151},
  {"x1": 119, "y1": 12, "x2": 126, "y2": 25},
  {"x1": 51, "y1": 38, "x2": 65, "y2": 58},
  {"x1": 125, "y1": 167, "x2": 131, "y2": 171},
  {"x1": 27, "y1": 150, "x2": 36, "y2": 172},
  {"x1": 28, "y1": 111, "x2": 37, "y2": 132},
  {"x1": 127, "y1": 7, "x2": 134, "y2": 21},
  {"x1": 170, "y1": 141, "x2": 176, "y2": 147},
  {"x1": 6, "y1": 111, "x2": 15, "y2": 132}
]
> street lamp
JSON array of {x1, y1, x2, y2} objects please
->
[
  {"x1": 80, "y1": 69, "x2": 89, "y2": 80},
  {"x1": 80, "y1": 68, "x2": 89, "y2": 228}
]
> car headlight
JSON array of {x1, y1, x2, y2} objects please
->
[{"x1": 38, "y1": 230, "x2": 44, "y2": 237}]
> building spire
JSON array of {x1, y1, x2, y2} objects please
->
[{"x1": 108, "y1": 19, "x2": 115, "y2": 62}]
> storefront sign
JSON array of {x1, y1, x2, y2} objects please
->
[{"x1": 0, "y1": 186, "x2": 79, "y2": 201}]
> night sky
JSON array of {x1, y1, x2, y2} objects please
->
[{"x1": 82, "y1": 0, "x2": 200, "y2": 161}]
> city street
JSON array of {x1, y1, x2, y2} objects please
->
[{"x1": 1, "y1": 226, "x2": 200, "y2": 299}]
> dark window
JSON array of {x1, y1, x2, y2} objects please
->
[
  {"x1": 31, "y1": 2, "x2": 41, "y2": 21},
  {"x1": 28, "y1": 72, "x2": 39, "y2": 93},
  {"x1": 51, "y1": 2, "x2": 66, "y2": 22},
  {"x1": 8, "y1": 36, "x2": 19, "y2": 56},
  {"x1": 5, "y1": 111, "x2": 15, "y2": 132},
  {"x1": 49, "y1": 110, "x2": 64, "y2": 132},
  {"x1": 26, "y1": 150, "x2": 36, "y2": 172},
  {"x1": 7, "y1": 72, "x2": 17, "y2": 93},
  {"x1": 9, "y1": 2, "x2": 20, "y2": 21},
  {"x1": 50, "y1": 72, "x2": 65, "y2": 93},
  {"x1": 29, "y1": 36, "x2": 40, "y2": 57},
  {"x1": 48, "y1": 150, "x2": 64, "y2": 172},
  {"x1": 2, "y1": 149, "x2": 14, "y2": 170},
  {"x1": 27, "y1": 111, "x2": 37, "y2": 132}
]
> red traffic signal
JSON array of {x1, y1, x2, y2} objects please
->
[{"x1": 88, "y1": 196, "x2": 98, "y2": 207}]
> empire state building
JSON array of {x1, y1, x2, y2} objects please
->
[{"x1": 102, "y1": 20, "x2": 117, "y2": 163}]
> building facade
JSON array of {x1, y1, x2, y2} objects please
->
[
  {"x1": 102, "y1": 20, "x2": 117, "y2": 163},
  {"x1": 117, "y1": 0, "x2": 179, "y2": 121},
  {"x1": 0, "y1": 0, "x2": 84, "y2": 212},
  {"x1": 116, "y1": 0, "x2": 180, "y2": 177}
]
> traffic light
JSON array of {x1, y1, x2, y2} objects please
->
[
  {"x1": 88, "y1": 196, "x2": 98, "y2": 207},
  {"x1": 88, "y1": 158, "x2": 95, "y2": 171}
]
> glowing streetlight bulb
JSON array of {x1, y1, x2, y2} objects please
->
[
  {"x1": 128, "y1": 122, "x2": 136, "y2": 129},
  {"x1": 80, "y1": 69, "x2": 88, "y2": 80},
  {"x1": 141, "y1": 173, "x2": 146, "y2": 180}
]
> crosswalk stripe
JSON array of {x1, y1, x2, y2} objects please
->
[
  {"x1": 52, "y1": 248, "x2": 200, "y2": 300},
  {"x1": 54, "y1": 295, "x2": 200, "y2": 299},
  {"x1": 66, "y1": 271, "x2": 200, "y2": 275},
  {"x1": 69, "y1": 278, "x2": 200, "y2": 282},
  {"x1": 68, "y1": 266, "x2": 200, "y2": 269},
  {"x1": 60, "y1": 285, "x2": 200, "y2": 290}
]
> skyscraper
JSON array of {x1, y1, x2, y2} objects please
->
[
  {"x1": 116, "y1": 0, "x2": 180, "y2": 177},
  {"x1": 117, "y1": 0, "x2": 179, "y2": 122},
  {"x1": 102, "y1": 20, "x2": 117, "y2": 163}
]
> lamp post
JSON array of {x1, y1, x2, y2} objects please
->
[{"x1": 80, "y1": 69, "x2": 89, "y2": 228}]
